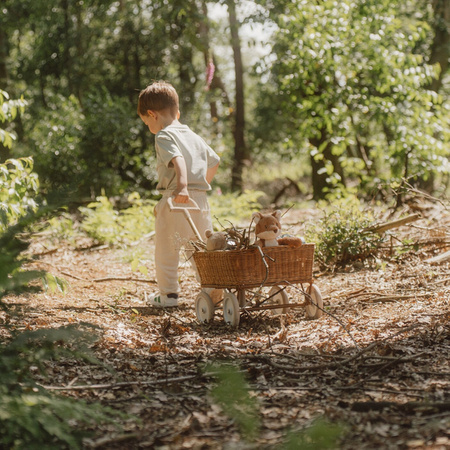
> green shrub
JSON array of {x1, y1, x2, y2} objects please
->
[
  {"x1": 0, "y1": 89, "x2": 27, "y2": 148},
  {"x1": 0, "y1": 216, "x2": 127, "y2": 449},
  {"x1": 306, "y1": 196, "x2": 383, "y2": 269},
  {"x1": 79, "y1": 191, "x2": 156, "y2": 245},
  {"x1": 26, "y1": 94, "x2": 86, "y2": 193},
  {"x1": 0, "y1": 157, "x2": 40, "y2": 232}
]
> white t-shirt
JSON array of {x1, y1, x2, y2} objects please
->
[{"x1": 155, "y1": 123, "x2": 220, "y2": 192}]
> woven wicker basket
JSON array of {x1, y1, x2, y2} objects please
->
[{"x1": 193, "y1": 244, "x2": 315, "y2": 289}]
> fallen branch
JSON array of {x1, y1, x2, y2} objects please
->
[
  {"x1": 40, "y1": 374, "x2": 200, "y2": 391},
  {"x1": 60, "y1": 271, "x2": 88, "y2": 281},
  {"x1": 364, "y1": 213, "x2": 421, "y2": 235},
  {"x1": 86, "y1": 432, "x2": 142, "y2": 449},
  {"x1": 93, "y1": 276, "x2": 156, "y2": 283},
  {"x1": 363, "y1": 293, "x2": 431, "y2": 303},
  {"x1": 351, "y1": 401, "x2": 450, "y2": 414},
  {"x1": 425, "y1": 250, "x2": 450, "y2": 265},
  {"x1": 263, "y1": 324, "x2": 423, "y2": 374},
  {"x1": 351, "y1": 351, "x2": 427, "y2": 388}
]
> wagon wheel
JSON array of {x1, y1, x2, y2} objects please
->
[
  {"x1": 195, "y1": 291, "x2": 215, "y2": 324},
  {"x1": 223, "y1": 291, "x2": 240, "y2": 327},
  {"x1": 305, "y1": 284, "x2": 323, "y2": 319},
  {"x1": 268, "y1": 286, "x2": 289, "y2": 315}
]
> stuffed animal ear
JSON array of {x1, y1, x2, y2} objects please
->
[
  {"x1": 205, "y1": 229, "x2": 213, "y2": 239},
  {"x1": 272, "y1": 210, "x2": 282, "y2": 220},
  {"x1": 252, "y1": 212, "x2": 262, "y2": 224}
]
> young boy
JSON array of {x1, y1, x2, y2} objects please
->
[{"x1": 137, "y1": 81, "x2": 220, "y2": 307}]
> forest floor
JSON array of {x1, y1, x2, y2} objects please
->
[{"x1": 2, "y1": 202, "x2": 450, "y2": 449}]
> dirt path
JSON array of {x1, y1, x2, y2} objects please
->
[{"x1": 2, "y1": 212, "x2": 450, "y2": 449}]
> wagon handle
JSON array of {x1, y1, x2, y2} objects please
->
[{"x1": 167, "y1": 197, "x2": 204, "y2": 243}]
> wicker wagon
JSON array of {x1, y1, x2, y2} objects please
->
[
  {"x1": 192, "y1": 244, "x2": 323, "y2": 327},
  {"x1": 168, "y1": 197, "x2": 323, "y2": 327}
]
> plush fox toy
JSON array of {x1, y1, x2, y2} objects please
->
[{"x1": 252, "y1": 211, "x2": 303, "y2": 248}]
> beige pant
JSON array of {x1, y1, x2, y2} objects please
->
[{"x1": 154, "y1": 191, "x2": 212, "y2": 295}]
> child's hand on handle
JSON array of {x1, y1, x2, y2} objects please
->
[{"x1": 172, "y1": 186, "x2": 190, "y2": 204}]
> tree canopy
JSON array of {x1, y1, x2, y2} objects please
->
[{"x1": 0, "y1": 0, "x2": 449, "y2": 201}]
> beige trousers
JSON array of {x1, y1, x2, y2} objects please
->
[{"x1": 154, "y1": 191, "x2": 212, "y2": 295}]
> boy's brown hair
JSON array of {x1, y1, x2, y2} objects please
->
[{"x1": 137, "y1": 81, "x2": 179, "y2": 117}]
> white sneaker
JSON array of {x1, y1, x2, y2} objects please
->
[{"x1": 145, "y1": 292, "x2": 179, "y2": 308}]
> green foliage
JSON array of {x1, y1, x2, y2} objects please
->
[
  {"x1": 282, "y1": 418, "x2": 343, "y2": 450},
  {"x1": 78, "y1": 90, "x2": 146, "y2": 195},
  {"x1": 208, "y1": 364, "x2": 260, "y2": 440},
  {"x1": 306, "y1": 196, "x2": 383, "y2": 269},
  {"x1": 0, "y1": 157, "x2": 40, "y2": 232},
  {"x1": 0, "y1": 215, "x2": 127, "y2": 449},
  {"x1": 0, "y1": 388, "x2": 119, "y2": 449},
  {"x1": 0, "y1": 216, "x2": 47, "y2": 300},
  {"x1": 79, "y1": 192, "x2": 156, "y2": 245},
  {"x1": 256, "y1": 0, "x2": 450, "y2": 196},
  {"x1": 209, "y1": 189, "x2": 266, "y2": 228},
  {"x1": 0, "y1": 89, "x2": 27, "y2": 148},
  {"x1": 208, "y1": 363, "x2": 343, "y2": 448},
  {"x1": 44, "y1": 212, "x2": 78, "y2": 245},
  {"x1": 26, "y1": 94, "x2": 86, "y2": 192},
  {"x1": 0, "y1": 325, "x2": 124, "y2": 449}
]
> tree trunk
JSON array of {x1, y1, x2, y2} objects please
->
[
  {"x1": 309, "y1": 134, "x2": 346, "y2": 200},
  {"x1": 198, "y1": 1, "x2": 230, "y2": 121},
  {"x1": 0, "y1": 24, "x2": 11, "y2": 161},
  {"x1": 428, "y1": 0, "x2": 450, "y2": 92},
  {"x1": 0, "y1": 28, "x2": 8, "y2": 88},
  {"x1": 227, "y1": 0, "x2": 248, "y2": 192}
]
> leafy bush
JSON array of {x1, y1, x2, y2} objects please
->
[
  {"x1": 0, "y1": 323, "x2": 125, "y2": 449},
  {"x1": 0, "y1": 89, "x2": 27, "y2": 148},
  {"x1": 306, "y1": 196, "x2": 383, "y2": 269},
  {"x1": 26, "y1": 94, "x2": 86, "y2": 193},
  {"x1": 0, "y1": 216, "x2": 127, "y2": 449},
  {"x1": 0, "y1": 157, "x2": 40, "y2": 232},
  {"x1": 79, "y1": 192, "x2": 156, "y2": 245},
  {"x1": 78, "y1": 189, "x2": 265, "y2": 245},
  {"x1": 79, "y1": 89, "x2": 145, "y2": 196}
]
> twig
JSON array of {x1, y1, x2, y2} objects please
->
[
  {"x1": 264, "y1": 324, "x2": 423, "y2": 373},
  {"x1": 93, "y1": 276, "x2": 156, "y2": 283},
  {"x1": 351, "y1": 400, "x2": 450, "y2": 413},
  {"x1": 363, "y1": 293, "x2": 431, "y2": 303},
  {"x1": 403, "y1": 180, "x2": 449, "y2": 209},
  {"x1": 30, "y1": 260, "x2": 89, "y2": 281},
  {"x1": 349, "y1": 351, "x2": 428, "y2": 389},
  {"x1": 86, "y1": 432, "x2": 142, "y2": 449},
  {"x1": 40, "y1": 374, "x2": 200, "y2": 391},
  {"x1": 281, "y1": 204, "x2": 295, "y2": 218},
  {"x1": 60, "y1": 271, "x2": 88, "y2": 281}
]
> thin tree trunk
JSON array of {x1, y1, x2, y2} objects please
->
[
  {"x1": 227, "y1": 0, "x2": 248, "y2": 192},
  {"x1": 0, "y1": 26, "x2": 10, "y2": 161},
  {"x1": 417, "y1": 0, "x2": 450, "y2": 192},
  {"x1": 428, "y1": 0, "x2": 450, "y2": 92},
  {"x1": 198, "y1": 1, "x2": 230, "y2": 122}
]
